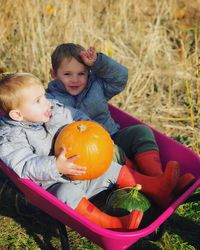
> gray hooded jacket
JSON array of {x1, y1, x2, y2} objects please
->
[
  {"x1": 46, "y1": 53, "x2": 128, "y2": 136},
  {"x1": 0, "y1": 100, "x2": 90, "y2": 189}
]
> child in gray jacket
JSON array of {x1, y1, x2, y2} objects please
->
[
  {"x1": 46, "y1": 43, "x2": 195, "y2": 193},
  {"x1": 0, "y1": 73, "x2": 180, "y2": 229}
]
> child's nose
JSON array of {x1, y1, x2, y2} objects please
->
[{"x1": 71, "y1": 75, "x2": 78, "y2": 82}]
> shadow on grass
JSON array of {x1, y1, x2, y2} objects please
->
[
  {"x1": 128, "y1": 194, "x2": 200, "y2": 250},
  {"x1": 127, "y1": 214, "x2": 200, "y2": 250},
  {"x1": 167, "y1": 213, "x2": 200, "y2": 249},
  {"x1": 0, "y1": 170, "x2": 61, "y2": 249},
  {"x1": 128, "y1": 240, "x2": 161, "y2": 250}
]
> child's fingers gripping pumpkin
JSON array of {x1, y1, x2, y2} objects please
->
[
  {"x1": 56, "y1": 148, "x2": 86, "y2": 176},
  {"x1": 67, "y1": 155, "x2": 87, "y2": 176},
  {"x1": 66, "y1": 163, "x2": 87, "y2": 177},
  {"x1": 57, "y1": 146, "x2": 67, "y2": 160}
]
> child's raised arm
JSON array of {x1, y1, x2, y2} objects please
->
[
  {"x1": 87, "y1": 51, "x2": 128, "y2": 100},
  {"x1": 80, "y1": 47, "x2": 97, "y2": 67}
]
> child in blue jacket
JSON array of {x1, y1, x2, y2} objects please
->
[{"x1": 46, "y1": 43, "x2": 195, "y2": 192}]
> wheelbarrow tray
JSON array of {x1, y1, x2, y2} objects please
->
[{"x1": 0, "y1": 104, "x2": 200, "y2": 250}]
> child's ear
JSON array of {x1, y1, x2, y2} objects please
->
[
  {"x1": 9, "y1": 110, "x2": 24, "y2": 122},
  {"x1": 50, "y1": 69, "x2": 56, "y2": 79}
]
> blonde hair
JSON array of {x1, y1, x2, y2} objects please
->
[{"x1": 0, "y1": 73, "x2": 42, "y2": 114}]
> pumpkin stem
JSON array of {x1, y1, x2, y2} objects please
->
[
  {"x1": 77, "y1": 124, "x2": 87, "y2": 132},
  {"x1": 130, "y1": 184, "x2": 142, "y2": 198}
]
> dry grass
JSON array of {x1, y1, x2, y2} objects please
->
[
  {"x1": 0, "y1": 0, "x2": 200, "y2": 148},
  {"x1": 0, "y1": 1, "x2": 200, "y2": 249}
]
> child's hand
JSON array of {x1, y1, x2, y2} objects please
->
[
  {"x1": 56, "y1": 148, "x2": 86, "y2": 177},
  {"x1": 80, "y1": 47, "x2": 97, "y2": 67}
]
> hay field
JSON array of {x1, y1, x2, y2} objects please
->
[{"x1": 0, "y1": 0, "x2": 200, "y2": 152}]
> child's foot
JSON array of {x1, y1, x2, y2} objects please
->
[
  {"x1": 173, "y1": 173, "x2": 196, "y2": 195},
  {"x1": 117, "y1": 161, "x2": 180, "y2": 208},
  {"x1": 146, "y1": 161, "x2": 180, "y2": 208},
  {"x1": 122, "y1": 210, "x2": 143, "y2": 230}
]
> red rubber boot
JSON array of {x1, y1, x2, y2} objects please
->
[
  {"x1": 117, "y1": 161, "x2": 180, "y2": 208},
  {"x1": 75, "y1": 197, "x2": 143, "y2": 230}
]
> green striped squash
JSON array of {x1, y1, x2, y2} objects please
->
[{"x1": 105, "y1": 184, "x2": 150, "y2": 214}]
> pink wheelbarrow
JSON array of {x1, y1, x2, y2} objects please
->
[{"x1": 0, "y1": 104, "x2": 200, "y2": 250}]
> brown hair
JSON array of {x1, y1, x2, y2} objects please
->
[
  {"x1": 51, "y1": 43, "x2": 86, "y2": 73},
  {"x1": 0, "y1": 73, "x2": 42, "y2": 114}
]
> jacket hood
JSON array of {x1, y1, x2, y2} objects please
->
[{"x1": 47, "y1": 79, "x2": 66, "y2": 94}]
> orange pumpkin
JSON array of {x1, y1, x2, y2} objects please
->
[{"x1": 54, "y1": 120, "x2": 114, "y2": 180}]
